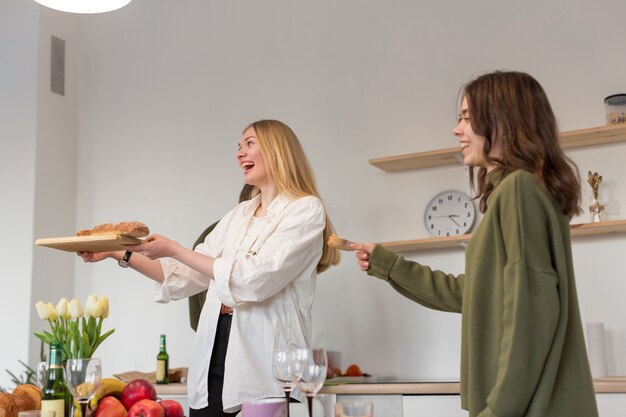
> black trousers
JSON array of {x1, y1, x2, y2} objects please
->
[{"x1": 189, "y1": 314, "x2": 239, "y2": 417}]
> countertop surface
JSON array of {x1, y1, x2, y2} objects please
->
[
  {"x1": 321, "y1": 378, "x2": 626, "y2": 395},
  {"x1": 154, "y1": 378, "x2": 626, "y2": 396}
]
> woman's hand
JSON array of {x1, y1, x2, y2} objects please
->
[
  {"x1": 351, "y1": 242, "x2": 375, "y2": 271},
  {"x1": 126, "y1": 234, "x2": 181, "y2": 260},
  {"x1": 77, "y1": 251, "x2": 117, "y2": 263}
]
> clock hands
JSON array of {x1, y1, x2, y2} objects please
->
[
  {"x1": 448, "y1": 216, "x2": 461, "y2": 227},
  {"x1": 433, "y1": 214, "x2": 462, "y2": 227}
]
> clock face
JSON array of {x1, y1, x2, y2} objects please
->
[{"x1": 424, "y1": 191, "x2": 475, "y2": 237}]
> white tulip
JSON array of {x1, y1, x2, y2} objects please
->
[
  {"x1": 85, "y1": 294, "x2": 98, "y2": 318},
  {"x1": 56, "y1": 298, "x2": 70, "y2": 319},
  {"x1": 35, "y1": 301, "x2": 49, "y2": 320},
  {"x1": 69, "y1": 299, "x2": 83, "y2": 318},
  {"x1": 45, "y1": 302, "x2": 58, "y2": 321}
]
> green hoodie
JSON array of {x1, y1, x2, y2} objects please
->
[{"x1": 368, "y1": 170, "x2": 598, "y2": 417}]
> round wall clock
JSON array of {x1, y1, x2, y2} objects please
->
[{"x1": 424, "y1": 190, "x2": 476, "y2": 237}]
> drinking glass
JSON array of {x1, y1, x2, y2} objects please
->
[
  {"x1": 291, "y1": 347, "x2": 327, "y2": 417},
  {"x1": 272, "y1": 329, "x2": 297, "y2": 417},
  {"x1": 35, "y1": 361, "x2": 49, "y2": 388},
  {"x1": 19, "y1": 412, "x2": 56, "y2": 417},
  {"x1": 64, "y1": 358, "x2": 102, "y2": 417},
  {"x1": 335, "y1": 401, "x2": 374, "y2": 417}
]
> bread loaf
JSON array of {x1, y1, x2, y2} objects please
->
[
  {"x1": 13, "y1": 393, "x2": 35, "y2": 412},
  {"x1": 12, "y1": 384, "x2": 41, "y2": 410},
  {"x1": 76, "y1": 221, "x2": 149, "y2": 238},
  {"x1": 0, "y1": 392, "x2": 17, "y2": 417}
]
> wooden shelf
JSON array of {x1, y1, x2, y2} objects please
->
[
  {"x1": 380, "y1": 219, "x2": 626, "y2": 252},
  {"x1": 369, "y1": 124, "x2": 626, "y2": 172}
]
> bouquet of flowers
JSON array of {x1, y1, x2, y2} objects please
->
[{"x1": 34, "y1": 294, "x2": 115, "y2": 359}]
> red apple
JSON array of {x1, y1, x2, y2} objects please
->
[
  {"x1": 158, "y1": 400, "x2": 184, "y2": 417},
  {"x1": 95, "y1": 396, "x2": 128, "y2": 417},
  {"x1": 120, "y1": 379, "x2": 157, "y2": 410},
  {"x1": 127, "y1": 399, "x2": 165, "y2": 417}
]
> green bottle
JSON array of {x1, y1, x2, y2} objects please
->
[
  {"x1": 41, "y1": 343, "x2": 71, "y2": 417},
  {"x1": 156, "y1": 334, "x2": 169, "y2": 384}
]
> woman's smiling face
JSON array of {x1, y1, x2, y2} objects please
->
[
  {"x1": 236, "y1": 127, "x2": 268, "y2": 187},
  {"x1": 453, "y1": 96, "x2": 498, "y2": 171}
]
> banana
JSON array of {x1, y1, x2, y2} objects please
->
[
  {"x1": 73, "y1": 400, "x2": 82, "y2": 417},
  {"x1": 88, "y1": 378, "x2": 127, "y2": 411}
]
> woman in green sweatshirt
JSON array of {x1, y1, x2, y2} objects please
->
[{"x1": 352, "y1": 71, "x2": 599, "y2": 417}]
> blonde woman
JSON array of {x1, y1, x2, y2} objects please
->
[{"x1": 79, "y1": 119, "x2": 339, "y2": 417}]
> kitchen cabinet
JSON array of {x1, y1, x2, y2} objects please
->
[
  {"x1": 321, "y1": 381, "x2": 626, "y2": 416},
  {"x1": 367, "y1": 124, "x2": 626, "y2": 252},
  {"x1": 402, "y1": 395, "x2": 467, "y2": 416},
  {"x1": 329, "y1": 394, "x2": 403, "y2": 417},
  {"x1": 155, "y1": 381, "x2": 626, "y2": 416},
  {"x1": 596, "y1": 394, "x2": 626, "y2": 417}
]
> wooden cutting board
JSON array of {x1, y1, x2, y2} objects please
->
[{"x1": 36, "y1": 234, "x2": 144, "y2": 252}]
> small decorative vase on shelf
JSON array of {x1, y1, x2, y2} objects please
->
[{"x1": 588, "y1": 171, "x2": 606, "y2": 223}]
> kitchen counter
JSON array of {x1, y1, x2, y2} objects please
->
[
  {"x1": 321, "y1": 378, "x2": 626, "y2": 395},
  {"x1": 321, "y1": 380, "x2": 461, "y2": 395},
  {"x1": 154, "y1": 382, "x2": 187, "y2": 396},
  {"x1": 154, "y1": 378, "x2": 626, "y2": 396}
]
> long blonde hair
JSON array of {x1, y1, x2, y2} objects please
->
[{"x1": 245, "y1": 119, "x2": 340, "y2": 273}]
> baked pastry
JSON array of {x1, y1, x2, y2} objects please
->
[
  {"x1": 76, "y1": 221, "x2": 149, "y2": 238},
  {"x1": 13, "y1": 393, "x2": 35, "y2": 412},
  {"x1": 327, "y1": 234, "x2": 355, "y2": 251},
  {"x1": 11, "y1": 384, "x2": 40, "y2": 410},
  {"x1": 0, "y1": 392, "x2": 17, "y2": 417}
]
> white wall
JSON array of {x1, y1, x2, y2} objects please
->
[
  {"x1": 3, "y1": 0, "x2": 626, "y2": 386},
  {"x1": 0, "y1": 0, "x2": 39, "y2": 389},
  {"x1": 0, "y1": 1, "x2": 80, "y2": 388},
  {"x1": 29, "y1": 6, "x2": 81, "y2": 367}
]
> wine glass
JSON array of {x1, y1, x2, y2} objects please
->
[
  {"x1": 291, "y1": 347, "x2": 327, "y2": 417},
  {"x1": 35, "y1": 361, "x2": 49, "y2": 388},
  {"x1": 64, "y1": 358, "x2": 102, "y2": 417},
  {"x1": 272, "y1": 329, "x2": 297, "y2": 417},
  {"x1": 335, "y1": 401, "x2": 374, "y2": 417}
]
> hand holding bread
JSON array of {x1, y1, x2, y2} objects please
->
[
  {"x1": 349, "y1": 241, "x2": 375, "y2": 271},
  {"x1": 127, "y1": 234, "x2": 181, "y2": 260}
]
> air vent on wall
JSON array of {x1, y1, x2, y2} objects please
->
[{"x1": 51, "y1": 35, "x2": 65, "y2": 96}]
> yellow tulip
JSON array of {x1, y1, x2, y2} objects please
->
[
  {"x1": 92, "y1": 297, "x2": 107, "y2": 318},
  {"x1": 35, "y1": 301, "x2": 49, "y2": 320},
  {"x1": 45, "y1": 302, "x2": 58, "y2": 320},
  {"x1": 100, "y1": 296, "x2": 109, "y2": 319},
  {"x1": 85, "y1": 294, "x2": 98, "y2": 318},
  {"x1": 56, "y1": 298, "x2": 70, "y2": 319},
  {"x1": 33, "y1": 294, "x2": 114, "y2": 360},
  {"x1": 69, "y1": 299, "x2": 83, "y2": 319}
]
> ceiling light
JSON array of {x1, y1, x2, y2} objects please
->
[{"x1": 34, "y1": 0, "x2": 132, "y2": 14}]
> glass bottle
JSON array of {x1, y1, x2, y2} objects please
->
[
  {"x1": 41, "y1": 342, "x2": 71, "y2": 417},
  {"x1": 156, "y1": 334, "x2": 169, "y2": 384}
]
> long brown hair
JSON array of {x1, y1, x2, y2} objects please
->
[
  {"x1": 245, "y1": 119, "x2": 340, "y2": 273},
  {"x1": 462, "y1": 71, "x2": 581, "y2": 217}
]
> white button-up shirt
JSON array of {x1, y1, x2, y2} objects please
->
[{"x1": 155, "y1": 193, "x2": 325, "y2": 412}]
